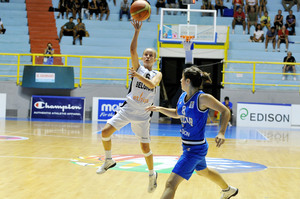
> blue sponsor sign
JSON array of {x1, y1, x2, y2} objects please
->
[
  {"x1": 93, "y1": 97, "x2": 126, "y2": 121},
  {"x1": 31, "y1": 95, "x2": 85, "y2": 120}
]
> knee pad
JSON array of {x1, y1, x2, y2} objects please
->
[
  {"x1": 102, "y1": 136, "x2": 111, "y2": 141},
  {"x1": 144, "y1": 150, "x2": 153, "y2": 157}
]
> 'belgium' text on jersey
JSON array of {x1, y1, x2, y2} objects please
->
[
  {"x1": 126, "y1": 65, "x2": 158, "y2": 110},
  {"x1": 177, "y1": 91, "x2": 209, "y2": 141}
]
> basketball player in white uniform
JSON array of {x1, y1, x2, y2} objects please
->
[{"x1": 96, "y1": 20, "x2": 162, "y2": 193}]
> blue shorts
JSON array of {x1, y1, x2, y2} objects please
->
[{"x1": 172, "y1": 142, "x2": 208, "y2": 180}]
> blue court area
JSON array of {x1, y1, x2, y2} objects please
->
[
  {"x1": 101, "y1": 123, "x2": 268, "y2": 141},
  {"x1": 4, "y1": 118, "x2": 270, "y2": 141}
]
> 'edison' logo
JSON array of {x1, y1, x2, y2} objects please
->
[{"x1": 239, "y1": 108, "x2": 248, "y2": 120}]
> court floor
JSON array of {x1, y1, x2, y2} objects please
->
[{"x1": 0, "y1": 118, "x2": 300, "y2": 199}]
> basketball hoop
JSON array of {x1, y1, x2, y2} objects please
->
[
  {"x1": 181, "y1": 35, "x2": 195, "y2": 64},
  {"x1": 181, "y1": 35, "x2": 195, "y2": 42}
]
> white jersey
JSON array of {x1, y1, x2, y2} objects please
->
[
  {"x1": 126, "y1": 65, "x2": 158, "y2": 110},
  {"x1": 248, "y1": 0, "x2": 256, "y2": 6}
]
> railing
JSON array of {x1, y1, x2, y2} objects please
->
[
  {"x1": 0, "y1": 53, "x2": 160, "y2": 88},
  {"x1": 222, "y1": 60, "x2": 300, "y2": 93}
]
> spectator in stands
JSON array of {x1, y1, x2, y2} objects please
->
[
  {"x1": 166, "y1": 0, "x2": 178, "y2": 15},
  {"x1": 57, "y1": 0, "x2": 67, "y2": 19},
  {"x1": 260, "y1": 11, "x2": 270, "y2": 30},
  {"x1": 282, "y1": 0, "x2": 295, "y2": 11},
  {"x1": 245, "y1": 0, "x2": 258, "y2": 15},
  {"x1": 81, "y1": 0, "x2": 90, "y2": 19},
  {"x1": 74, "y1": 0, "x2": 82, "y2": 19},
  {"x1": 0, "y1": 18, "x2": 6, "y2": 34},
  {"x1": 247, "y1": 6, "x2": 258, "y2": 34},
  {"x1": 201, "y1": 0, "x2": 215, "y2": 16},
  {"x1": 286, "y1": 10, "x2": 296, "y2": 35},
  {"x1": 99, "y1": 0, "x2": 110, "y2": 21},
  {"x1": 259, "y1": 0, "x2": 267, "y2": 17},
  {"x1": 265, "y1": 26, "x2": 276, "y2": 52},
  {"x1": 58, "y1": 17, "x2": 76, "y2": 43},
  {"x1": 297, "y1": 0, "x2": 300, "y2": 12},
  {"x1": 232, "y1": 0, "x2": 244, "y2": 13},
  {"x1": 222, "y1": 96, "x2": 233, "y2": 126},
  {"x1": 155, "y1": 0, "x2": 165, "y2": 15},
  {"x1": 215, "y1": 0, "x2": 226, "y2": 17},
  {"x1": 274, "y1": 9, "x2": 283, "y2": 31},
  {"x1": 232, "y1": 7, "x2": 246, "y2": 34},
  {"x1": 249, "y1": 23, "x2": 264, "y2": 42},
  {"x1": 277, "y1": 25, "x2": 289, "y2": 52},
  {"x1": 282, "y1": 51, "x2": 297, "y2": 80},
  {"x1": 74, "y1": 18, "x2": 87, "y2": 45},
  {"x1": 89, "y1": 0, "x2": 100, "y2": 20},
  {"x1": 43, "y1": 43, "x2": 54, "y2": 65},
  {"x1": 66, "y1": 0, "x2": 76, "y2": 18},
  {"x1": 119, "y1": 0, "x2": 130, "y2": 21}
]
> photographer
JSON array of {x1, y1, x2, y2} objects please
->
[{"x1": 43, "y1": 43, "x2": 54, "y2": 65}]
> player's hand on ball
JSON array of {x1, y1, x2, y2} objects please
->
[
  {"x1": 215, "y1": 133, "x2": 225, "y2": 148},
  {"x1": 131, "y1": 20, "x2": 142, "y2": 31}
]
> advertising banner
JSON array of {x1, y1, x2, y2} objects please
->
[
  {"x1": 92, "y1": 97, "x2": 126, "y2": 121},
  {"x1": 31, "y1": 95, "x2": 85, "y2": 120},
  {"x1": 237, "y1": 102, "x2": 291, "y2": 128}
]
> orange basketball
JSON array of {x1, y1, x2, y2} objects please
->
[{"x1": 130, "y1": 0, "x2": 151, "y2": 21}]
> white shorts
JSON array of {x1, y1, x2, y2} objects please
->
[{"x1": 107, "y1": 103, "x2": 151, "y2": 143}]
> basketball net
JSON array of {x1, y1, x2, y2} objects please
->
[{"x1": 181, "y1": 35, "x2": 195, "y2": 64}]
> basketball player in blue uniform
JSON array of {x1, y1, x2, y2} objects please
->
[
  {"x1": 96, "y1": 20, "x2": 162, "y2": 193},
  {"x1": 146, "y1": 66, "x2": 238, "y2": 199}
]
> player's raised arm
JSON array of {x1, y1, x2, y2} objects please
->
[{"x1": 130, "y1": 20, "x2": 142, "y2": 71}]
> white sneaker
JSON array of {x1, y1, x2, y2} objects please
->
[
  {"x1": 96, "y1": 158, "x2": 116, "y2": 174},
  {"x1": 285, "y1": 48, "x2": 288, "y2": 52},
  {"x1": 265, "y1": 48, "x2": 268, "y2": 52},
  {"x1": 277, "y1": 48, "x2": 280, "y2": 52},
  {"x1": 228, "y1": 122, "x2": 232, "y2": 126},
  {"x1": 282, "y1": 76, "x2": 286, "y2": 80},
  {"x1": 243, "y1": 31, "x2": 245, "y2": 35},
  {"x1": 272, "y1": 49, "x2": 275, "y2": 52},
  {"x1": 248, "y1": 39, "x2": 252, "y2": 42},
  {"x1": 220, "y1": 186, "x2": 238, "y2": 199},
  {"x1": 148, "y1": 171, "x2": 158, "y2": 193},
  {"x1": 294, "y1": 77, "x2": 297, "y2": 81},
  {"x1": 232, "y1": 30, "x2": 235, "y2": 34}
]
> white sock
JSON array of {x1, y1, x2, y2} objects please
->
[
  {"x1": 223, "y1": 186, "x2": 230, "y2": 192},
  {"x1": 105, "y1": 150, "x2": 112, "y2": 159},
  {"x1": 149, "y1": 170, "x2": 154, "y2": 175}
]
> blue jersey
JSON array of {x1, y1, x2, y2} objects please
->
[{"x1": 177, "y1": 90, "x2": 209, "y2": 142}]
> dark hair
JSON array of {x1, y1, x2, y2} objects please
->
[
  {"x1": 183, "y1": 66, "x2": 212, "y2": 89},
  {"x1": 78, "y1": 18, "x2": 82, "y2": 23},
  {"x1": 271, "y1": 26, "x2": 275, "y2": 30},
  {"x1": 255, "y1": 24, "x2": 261, "y2": 31},
  {"x1": 69, "y1": 17, "x2": 73, "y2": 20},
  {"x1": 224, "y1": 96, "x2": 229, "y2": 101}
]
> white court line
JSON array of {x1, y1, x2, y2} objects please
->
[
  {"x1": 268, "y1": 166, "x2": 300, "y2": 170},
  {"x1": 256, "y1": 129, "x2": 269, "y2": 140}
]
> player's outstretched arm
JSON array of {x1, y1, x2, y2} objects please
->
[
  {"x1": 199, "y1": 94, "x2": 230, "y2": 147},
  {"x1": 130, "y1": 20, "x2": 142, "y2": 71},
  {"x1": 146, "y1": 106, "x2": 180, "y2": 119}
]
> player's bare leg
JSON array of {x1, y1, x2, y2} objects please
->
[
  {"x1": 96, "y1": 123, "x2": 117, "y2": 174},
  {"x1": 141, "y1": 142, "x2": 157, "y2": 193},
  {"x1": 160, "y1": 173, "x2": 184, "y2": 199}
]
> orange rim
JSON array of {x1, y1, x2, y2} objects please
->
[{"x1": 180, "y1": 35, "x2": 195, "y2": 42}]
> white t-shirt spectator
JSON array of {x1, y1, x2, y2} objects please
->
[{"x1": 254, "y1": 30, "x2": 264, "y2": 39}]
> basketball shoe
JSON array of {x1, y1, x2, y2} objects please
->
[
  {"x1": 148, "y1": 171, "x2": 158, "y2": 193},
  {"x1": 96, "y1": 158, "x2": 116, "y2": 174},
  {"x1": 220, "y1": 186, "x2": 238, "y2": 199}
]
